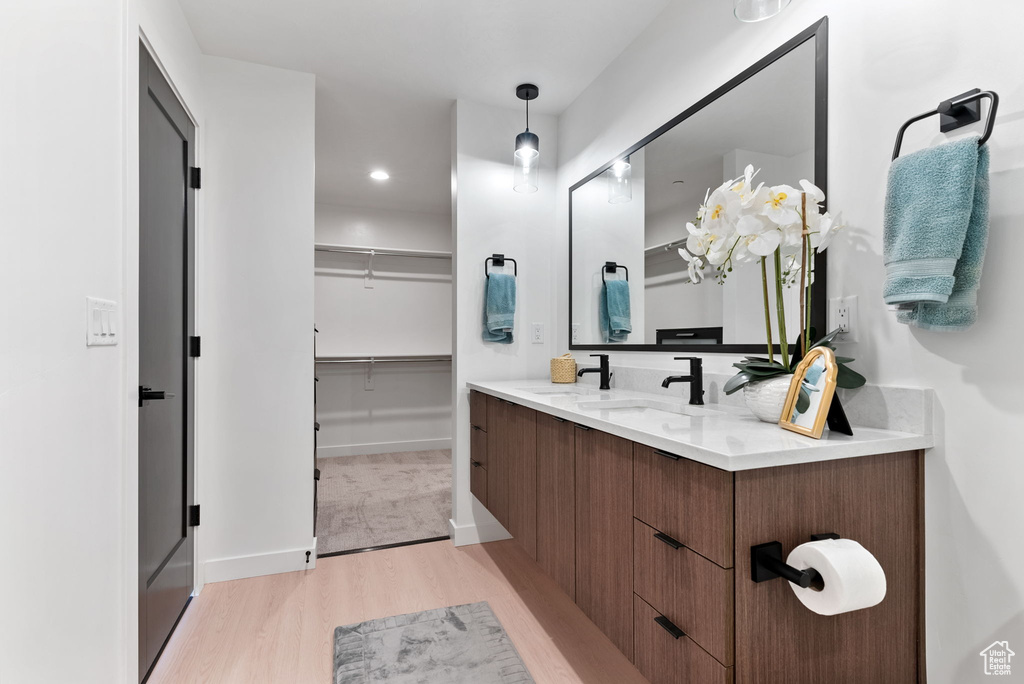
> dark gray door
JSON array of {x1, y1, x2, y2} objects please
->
[{"x1": 138, "y1": 45, "x2": 195, "y2": 683}]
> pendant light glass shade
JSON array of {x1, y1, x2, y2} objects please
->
[
  {"x1": 514, "y1": 129, "x2": 539, "y2": 194},
  {"x1": 734, "y1": 0, "x2": 791, "y2": 22},
  {"x1": 607, "y1": 157, "x2": 632, "y2": 204},
  {"x1": 513, "y1": 83, "x2": 540, "y2": 193}
]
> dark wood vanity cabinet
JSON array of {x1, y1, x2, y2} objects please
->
[
  {"x1": 467, "y1": 392, "x2": 924, "y2": 683},
  {"x1": 535, "y1": 413, "x2": 576, "y2": 600},
  {"x1": 574, "y1": 426, "x2": 635, "y2": 660}
]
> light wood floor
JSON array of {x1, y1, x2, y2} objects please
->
[{"x1": 149, "y1": 539, "x2": 648, "y2": 684}]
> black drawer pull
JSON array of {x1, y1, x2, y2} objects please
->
[
  {"x1": 654, "y1": 449, "x2": 681, "y2": 461},
  {"x1": 575, "y1": 424, "x2": 592, "y2": 431},
  {"x1": 502, "y1": 399, "x2": 516, "y2": 405},
  {"x1": 654, "y1": 532, "x2": 683, "y2": 550},
  {"x1": 551, "y1": 416, "x2": 568, "y2": 423},
  {"x1": 471, "y1": 460, "x2": 482, "y2": 468},
  {"x1": 654, "y1": 616, "x2": 685, "y2": 640},
  {"x1": 472, "y1": 425, "x2": 483, "y2": 432}
]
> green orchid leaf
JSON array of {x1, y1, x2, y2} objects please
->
[
  {"x1": 796, "y1": 386, "x2": 811, "y2": 413},
  {"x1": 811, "y1": 328, "x2": 842, "y2": 348},
  {"x1": 743, "y1": 362, "x2": 789, "y2": 372},
  {"x1": 737, "y1": 366, "x2": 788, "y2": 377},
  {"x1": 836, "y1": 363, "x2": 867, "y2": 389},
  {"x1": 834, "y1": 356, "x2": 855, "y2": 364},
  {"x1": 724, "y1": 371, "x2": 755, "y2": 395}
]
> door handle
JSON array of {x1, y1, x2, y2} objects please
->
[{"x1": 139, "y1": 386, "x2": 176, "y2": 406}]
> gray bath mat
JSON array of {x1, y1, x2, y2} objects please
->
[{"x1": 333, "y1": 602, "x2": 534, "y2": 684}]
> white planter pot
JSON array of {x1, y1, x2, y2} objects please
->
[{"x1": 743, "y1": 376, "x2": 793, "y2": 423}]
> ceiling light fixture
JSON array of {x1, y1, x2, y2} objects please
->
[
  {"x1": 370, "y1": 170, "x2": 390, "y2": 181},
  {"x1": 733, "y1": 0, "x2": 792, "y2": 22},
  {"x1": 513, "y1": 83, "x2": 540, "y2": 194}
]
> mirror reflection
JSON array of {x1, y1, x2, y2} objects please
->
[{"x1": 570, "y1": 38, "x2": 818, "y2": 347}]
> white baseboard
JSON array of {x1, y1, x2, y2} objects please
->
[
  {"x1": 317, "y1": 438, "x2": 452, "y2": 458},
  {"x1": 448, "y1": 518, "x2": 511, "y2": 547},
  {"x1": 204, "y1": 538, "x2": 317, "y2": 584}
]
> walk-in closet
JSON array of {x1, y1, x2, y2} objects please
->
[{"x1": 313, "y1": 203, "x2": 452, "y2": 556}]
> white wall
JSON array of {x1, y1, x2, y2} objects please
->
[
  {"x1": 450, "y1": 99, "x2": 558, "y2": 544},
  {"x1": 199, "y1": 55, "x2": 317, "y2": 583},
  {"x1": 315, "y1": 203, "x2": 452, "y2": 456},
  {"x1": 556, "y1": 3, "x2": 1024, "y2": 681}
]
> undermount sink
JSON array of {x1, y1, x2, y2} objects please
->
[
  {"x1": 576, "y1": 398, "x2": 722, "y2": 420},
  {"x1": 518, "y1": 386, "x2": 601, "y2": 397}
]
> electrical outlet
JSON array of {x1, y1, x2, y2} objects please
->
[
  {"x1": 531, "y1": 322, "x2": 544, "y2": 344},
  {"x1": 828, "y1": 295, "x2": 859, "y2": 342},
  {"x1": 571, "y1": 324, "x2": 580, "y2": 344}
]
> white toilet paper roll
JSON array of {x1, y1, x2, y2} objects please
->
[{"x1": 786, "y1": 538, "x2": 887, "y2": 616}]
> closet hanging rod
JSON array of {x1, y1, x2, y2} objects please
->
[
  {"x1": 315, "y1": 355, "x2": 452, "y2": 364},
  {"x1": 644, "y1": 239, "x2": 686, "y2": 255},
  {"x1": 314, "y1": 243, "x2": 452, "y2": 260}
]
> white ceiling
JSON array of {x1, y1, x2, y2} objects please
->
[{"x1": 178, "y1": 0, "x2": 671, "y2": 214}]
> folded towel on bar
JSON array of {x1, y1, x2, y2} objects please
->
[
  {"x1": 600, "y1": 278, "x2": 631, "y2": 343},
  {"x1": 482, "y1": 273, "x2": 516, "y2": 344},
  {"x1": 882, "y1": 135, "x2": 990, "y2": 330}
]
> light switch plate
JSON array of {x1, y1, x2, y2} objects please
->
[{"x1": 86, "y1": 297, "x2": 118, "y2": 346}]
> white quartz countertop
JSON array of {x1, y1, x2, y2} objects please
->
[{"x1": 466, "y1": 380, "x2": 933, "y2": 472}]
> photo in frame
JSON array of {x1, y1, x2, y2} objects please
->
[{"x1": 779, "y1": 346, "x2": 839, "y2": 439}]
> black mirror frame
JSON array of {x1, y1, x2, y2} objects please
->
[{"x1": 568, "y1": 17, "x2": 829, "y2": 354}]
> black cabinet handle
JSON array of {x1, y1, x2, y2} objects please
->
[
  {"x1": 551, "y1": 416, "x2": 568, "y2": 423},
  {"x1": 471, "y1": 460, "x2": 482, "y2": 468},
  {"x1": 502, "y1": 399, "x2": 516, "y2": 405},
  {"x1": 654, "y1": 449, "x2": 681, "y2": 461},
  {"x1": 654, "y1": 616, "x2": 685, "y2": 640},
  {"x1": 472, "y1": 425, "x2": 483, "y2": 432},
  {"x1": 575, "y1": 424, "x2": 592, "y2": 431},
  {"x1": 654, "y1": 532, "x2": 683, "y2": 550}
]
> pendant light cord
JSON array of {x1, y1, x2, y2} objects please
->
[{"x1": 526, "y1": 97, "x2": 530, "y2": 130}]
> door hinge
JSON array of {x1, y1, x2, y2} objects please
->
[
  {"x1": 189, "y1": 167, "x2": 201, "y2": 189},
  {"x1": 189, "y1": 336, "x2": 201, "y2": 357},
  {"x1": 188, "y1": 504, "x2": 201, "y2": 527}
]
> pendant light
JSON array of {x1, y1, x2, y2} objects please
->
[
  {"x1": 733, "y1": 0, "x2": 791, "y2": 22},
  {"x1": 608, "y1": 156, "x2": 632, "y2": 204},
  {"x1": 513, "y1": 83, "x2": 539, "y2": 193}
]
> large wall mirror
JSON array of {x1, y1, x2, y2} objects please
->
[{"x1": 569, "y1": 18, "x2": 828, "y2": 352}]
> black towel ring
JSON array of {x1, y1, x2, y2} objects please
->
[
  {"x1": 602, "y1": 261, "x2": 629, "y2": 284},
  {"x1": 485, "y1": 254, "x2": 517, "y2": 277},
  {"x1": 892, "y1": 89, "x2": 999, "y2": 160}
]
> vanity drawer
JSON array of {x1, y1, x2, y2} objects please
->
[
  {"x1": 633, "y1": 595, "x2": 733, "y2": 684},
  {"x1": 633, "y1": 519, "x2": 734, "y2": 665},
  {"x1": 471, "y1": 421, "x2": 488, "y2": 469},
  {"x1": 470, "y1": 460, "x2": 487, "y2": 506},
  {"x1": 634, "y1": 443, "x2": 734, "y2": 568},
  {"x1": 470, "y1": 390, "x2": 488, "y2": 430}
]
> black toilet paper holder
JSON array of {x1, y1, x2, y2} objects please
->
[{"x1": 751, "y1": 533, "x2": 840, "y2": 589}]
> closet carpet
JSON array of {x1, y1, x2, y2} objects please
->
[{"x1": 317, "y1": 449, "x2": 452, "y2": 556}]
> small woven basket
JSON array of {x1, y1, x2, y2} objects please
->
[{"x1": 550, "y1": 354, "x2": 577, "y2": 384}]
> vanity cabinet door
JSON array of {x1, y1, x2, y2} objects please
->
[
  {"x1": 575, "y1": 426, "x2": 634, "y2": 660},
  {"x1": 634, "y1": 444, "x2": 734, "y2": 568},
  {"x1": 536, "y1": 413, "x2": 576, "y2": 599},
  {"x1": 633, "y1": 595, "x2": 734, "y2": 684},
  {"x1": 470, "y1": 424, "x2": 488, "y2": 506},
  {"x1": 505, "y1": 403, "x2": 538, "y2": 559},
  {"x1": 486, "y1": 398, "x2": 512, "y2": 527},
  {"x1": 470, "y1": 389, "x2": 488, "y2": 430}
]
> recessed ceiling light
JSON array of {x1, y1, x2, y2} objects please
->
[{"x1": 370, "y1": 170, "x2": 390, "y2": 181}]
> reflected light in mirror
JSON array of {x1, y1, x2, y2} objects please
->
[
  {"x1": 608, "y1": 156, "x2": 632, "y2": 204},
  {"x1": 734, "y1": 0, "x2": 791, "y2": 22}
]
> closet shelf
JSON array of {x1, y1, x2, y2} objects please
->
[
  {"x1": 315, "y1": 354, "x2": 452, "y2": 364},
  {"x1": 314, "y1": 243, "x2": 452, "y2": 260}
]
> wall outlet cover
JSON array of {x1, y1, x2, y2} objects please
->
[
  {"x1": 531, "y1": 322, "x2": 544, "y2": 344},
  {"x1": 571, "y1": 324, "x2": 580, "y2": 344}
]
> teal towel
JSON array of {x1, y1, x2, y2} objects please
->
[
  {"x1": 482, "y1": 273, "x2": 515, "y2": 344},
  {"x1": 897, "y1": 144, "x2": 990, "y2": 331},
  {"x1": 883, "y1": 137, "x2": 989, "y2": 330},
  {"x1": 600, "y1": 279, "x2": 631, "y2": 343}
]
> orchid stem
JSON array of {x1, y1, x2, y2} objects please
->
[
  {"x1": 773, "y1": 250, "x2": 790, "y2": 371},
  {"x1": 799, "y1": 193, "x2": 808, "y2": 357},
  {"x1": 806, "y1": 245, "x2": 815, "y2": 350},
  {"x1": 761, "y1": 257, "x2": 774, "y2": 364}
]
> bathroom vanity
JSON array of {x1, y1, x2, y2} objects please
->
[{"x1": 467, "y1": 381, "x2": 932, "y2": 684}]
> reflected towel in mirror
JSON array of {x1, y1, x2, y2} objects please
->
[{"x1": 600, "y1": 279, "x2": 631, "y2": 343}]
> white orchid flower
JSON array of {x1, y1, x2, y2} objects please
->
[
  {"x1": 799, "y1": 179, "x2": 825, "y2": 205},
  {"x1": 678, "y1": 248, "x2": 705, "y2": 283},
  {"x1": 703, "y1": 185, "x2": 742, "y2": 232},
  {"x1": 761, "y1": 184, "x2": 801, "y2": 226},
  {"x1": 736, "y1": 214, "x2": 781, "y2": 257},
  {"x1": 810, "y1": 210, "x2": 844, "y2": 251}
]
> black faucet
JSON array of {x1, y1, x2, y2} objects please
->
[
  {"x1": 662, "y1": 356, "x2": 705, "y2": 405},
  {"x1": 578, "y1": 354, "x2": 613, "y2": 390}
]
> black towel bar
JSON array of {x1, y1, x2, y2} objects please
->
[
  {"x1": 601, "y1": 261, "x2": 629, "y2": 284},
  {"x1": 892, "y1": 88, "x2": 999, "y2": 160},
  {"x1": 485, "y1": 253, "x2": 517, "y2": 277}
]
